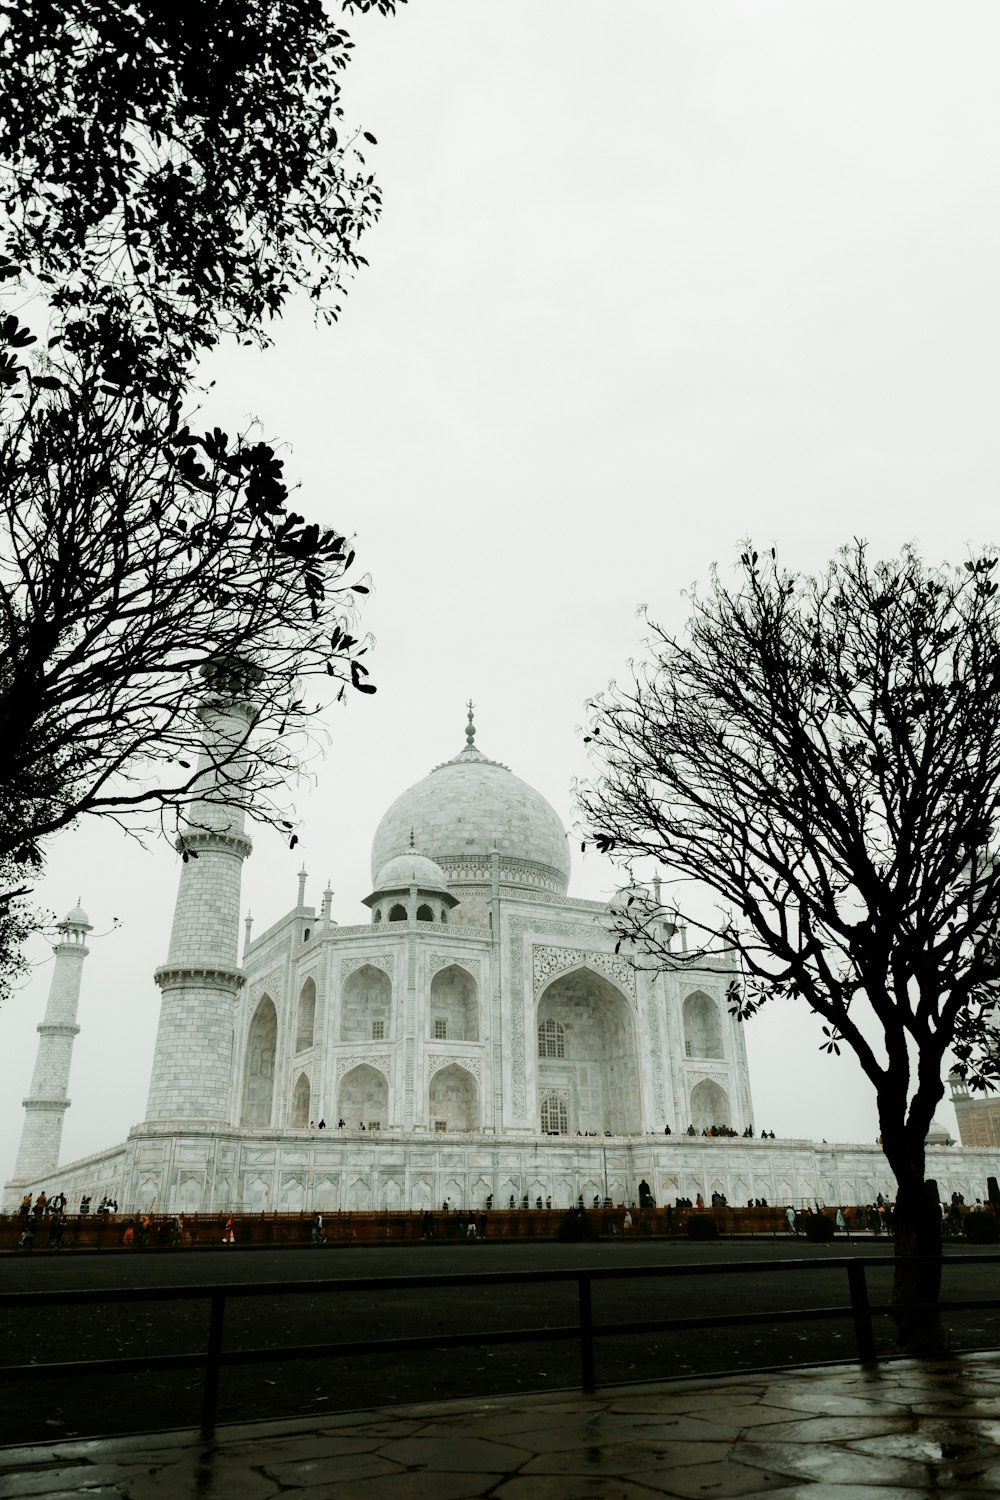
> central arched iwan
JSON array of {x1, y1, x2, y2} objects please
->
[{"x1": 536, "y1": 966, "x2": 641, "y2": 1135}]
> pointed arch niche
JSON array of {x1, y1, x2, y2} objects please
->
[
  {"x1": 683, "y1": 991, "x2": 723, "y2": 1059},
  {"x1": 340, "y1": 964, "x2": 391, "y2": 1042},
  {"x1": 689, "y1": 1078, "x2": 731, "y2": 1133},
  {"x1": 429, "y1": 964, "x2": 479, "y2": 1041},
  {"x1": 428, "y1": 1063, "x2": 479, "y2": 1131},
  {"x1": 295, "y1": 978, "x2": 316, "y2": 1051},
  {"x1": 536, "y1": 966, "x2": 641, "y2": 1134},
  {"x1": 290, "y1": 1072, "x2": 311, "y2": 1128},
  {"x1": 337, "y1": 1063, "x2": 388, "y2": 1130},
  {"x1": 241, "y1": 995, "x2": 277, "y2": 1127}
]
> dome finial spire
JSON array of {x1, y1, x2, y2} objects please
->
[{"x1": 465, "y1": 699, "x2": 476, "y2": 747}]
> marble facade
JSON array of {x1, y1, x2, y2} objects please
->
[{"x1": 9, "y1": 711, "x2": 1000, "y2": 1214}]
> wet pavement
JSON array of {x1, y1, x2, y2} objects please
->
[{"x1": 4, "y1": 1353, "x2": 1000, "y2": 1497}]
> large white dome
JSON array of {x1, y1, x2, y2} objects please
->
[{"x1": 371, "y1": 733, "x2": 571, "y2": 899}]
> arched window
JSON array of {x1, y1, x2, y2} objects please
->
[
  {"x1": 683, "y1": 991, "x2": 724, "y2": 1059},
  {"x1": 241, "y1": 996, "x2": 277, "y2": 1127},
  {"x1": 540, "y1": 1095, "x2": 568, "y2": 1135},
  {"x1": 428, "y1": 1064, "x2": 480, "y2": 1131},
  {"x1": 416, "y1": 903, "x2": 434, "y2": 922},
  {"x1": 340, "y1": 963, "x2": 392, "y2": 1042},
  {"x1": 690, "y1": 1078, "x2": 731, "y2": 1133},
  {"x1": 337, "y1": 1063, "x2": 388, "y2": 1131},
  {"x1": 373, "y1": 908, "x2": 382, "y2": 923},
  {"x1": 430, "y1": 965, "x2": 479, "y2": 1042},
  {"x1": 295, "y1": 977, "x2": 316, "y2": 1051},
  {"x1": 440, "y1": 910, "x2": 448, "y2": 923},
  {"x1": 291, "y1": 1073, "x2": 310, "y2": 1128},
  {"x1": 388, "y1": 903, "x2": 407, "y2": 922},
  {"x1": 537, "y1": 1017, "x2": 565, "y2": 1059}
]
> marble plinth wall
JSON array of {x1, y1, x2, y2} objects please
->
[{"x1": 7, "y1": 1130, "x2": 1000, "y2": 1215}]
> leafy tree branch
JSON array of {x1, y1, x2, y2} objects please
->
[{"x1": 0, "y1": 0, "x2": 403, "y2": 396}]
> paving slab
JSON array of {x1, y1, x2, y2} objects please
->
[
  {"x1": 3, "y1": 1354, "x2": 1000, "y2": 1497},
  {"x1": 628, "y1": 1457, "x2": 796, "y2": 1497}
]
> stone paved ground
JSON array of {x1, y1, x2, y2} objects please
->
[{"x1": 3, "y1": 1353, "x2": 1000, "y2": 1497}]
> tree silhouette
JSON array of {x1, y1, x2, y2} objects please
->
[
  {"x1": 0, "y1": 0, "x2": 402, "y2": 397},
  {"x1": 0, "y1": 0, "x2": 399, "y2": 991},
  {"x1": 579, "y1": 542, "x2": 1000, "y2": 1354},
  {"x1": 0, "y1": 324, "x2": 375, "y2": 878}
]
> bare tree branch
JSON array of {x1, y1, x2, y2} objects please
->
[{"x1": 0, "y1": 322, "x2": 376, "y2": 872}]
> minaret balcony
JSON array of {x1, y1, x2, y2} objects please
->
[
  {"x1": 154, "y1": 963, "x2": 246, "y2": 991},
  {"x1": 174, "y1": 828, "x2": 253, "y2": 860}
]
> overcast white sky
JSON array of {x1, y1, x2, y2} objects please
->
[{"x1": 4, "y1": 1, "x2": 1000, "y2": 1187}]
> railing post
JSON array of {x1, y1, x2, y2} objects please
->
[
  {"x1": 847, "y1": 1261, "x2": 877, "y2": 1367},
  {"x1": 578, "y1": 1273, "x2": 595, "y2": 1391},
  {"x1": 200, "y1": 1292, "x2": 226, "y2": 1439}
]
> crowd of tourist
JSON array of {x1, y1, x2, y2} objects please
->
[{"x1": 12, "y1": 1184, "x2": 1000, "y2": 1250}]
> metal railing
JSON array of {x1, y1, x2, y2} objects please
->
[{"x1": 3, "y1": 1254, "x2": 999, "y2": 1441}]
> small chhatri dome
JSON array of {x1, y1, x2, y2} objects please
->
[
  {"x1": 926, "y1": 1118, "x2": 955, "y2": 1146},
  {"x1": 62, "y1": 899, "x2": 91, "y2": 929},
  {"x1": 373, "y1": 851, "x2": 450, "y2": 893},
  {"x1": 370, "y1": 705, "x2": 571, "y2": 899}
]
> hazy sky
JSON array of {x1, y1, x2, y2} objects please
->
[{"x1": 4, "y1": 1, "x2": 1000, "y2": 1186}]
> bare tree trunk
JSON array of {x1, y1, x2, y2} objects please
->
[{"x1": 890, "y1": 1170, "x2": 949, "y2": 1358}]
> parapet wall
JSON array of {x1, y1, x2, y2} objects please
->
[{"x1": 6, "y1": 1127, "x2": 1000, "y2": 1216}]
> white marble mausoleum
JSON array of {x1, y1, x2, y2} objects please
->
[{"x1": 7, "y1": 708, "x2": 1000, "y2": 1214}]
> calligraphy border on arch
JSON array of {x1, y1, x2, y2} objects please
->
[
  {"x1": 250, "y1": 967, "x2": 285, "y2": 1006},
  {"x1": 646, "y1": 982, "x2": 666, "y2": 1119},
  {"x1": 426, "y1": 1052, "x2": 482, "y2": 1083},
  {"x1": 428, "y1": 954, "x2": 482, "y2": 983},
  {"x1": 335, "y1": 1054, "x2": 392, "y2": 1085},
  {"x1": 531, "y1": 944, "x2": 636, "y2": 1000},
  {"x1": 340, "y1": 955, "x2": 394, "y2": 981},
  {"x1": 686, "y1": 1069, "x2": 729, "y2": 1090}
]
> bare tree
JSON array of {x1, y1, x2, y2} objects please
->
[
  {"x1": 578, "y1": 542, "x2": 1000, "y2": 1355},
  {"x1": 0, "y1": 319, "x2": 375, "y2": 881}
]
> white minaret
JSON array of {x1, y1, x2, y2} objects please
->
[
  {"x1": 145, "y1": 675, "x2": 254, "y2": 1122},
  {"x1": 12, "y1": 902, "x2": 91, "y2": 1182}
]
